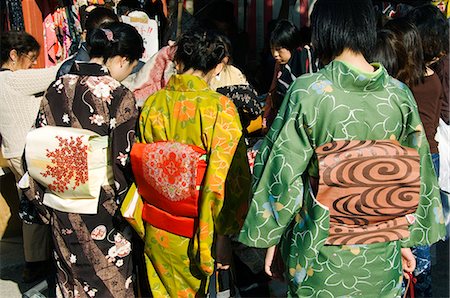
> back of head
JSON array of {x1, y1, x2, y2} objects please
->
[
  {"x1": 406, "y1": 4, "x2": 449, "y2": 63},
  {"x1": 371, "y1": 29, "x2": 404, "y2": 78},
  {"x1": 174, "y1": 30, "x2": 229, "y2": 74},
  {"x1": 270, "y1": 20, "x2": 299, "y2": 52},
  {"x1": 1, "y1": 31, "x2": 40, "y2": 65},
  {"x1": 84, "y1": 6, "x2": 119, "y2": 35},
  {"x1": 116, "y1": 0, "x2": 142, "y2": 17},
  {"x1": 384, "y1": 18, "x2": 425, "y2": 86},
  {"x1": 311, "y1": 0, "x2": 376, "y2": 64},
  {"x1": 88, "y1": 22, "x2": 144, "y2": 62}
]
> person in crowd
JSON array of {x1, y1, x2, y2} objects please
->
[
  {"x1": 209, "y1": 35, "x2": 263, "y2": 137},
  {"x1": 23, "y1": 22, "x2": 144, "y2": 297},
  {"x1": 207, "y1": 35, "x2": 268, "y2": 297},
  {"x1": 262, "y1": 19, "x2": 317, "y2": 132},
  {"x1": 57, "y1": 6, "x2": 119, "y2": 78},
  {"x1": 136, "y1": 29, "x2": 250, "y2": 297},
  {"x1": 371, "y1": 19, "x2": 442, "y2": 297},
  {"x1": 116, "y1": 0, "x2": 142, "y2": 18},
  {"x1": 407, "y1": 4, "x2": 449, "y2": 125},
  {"x1": 0, "y1": 30, "x2": 58, "y2": 283},
  {"x1": 238, "y1": 0, "x2": 446, "y2": 297},
  {"x1": 406, "y1": 5, "x2": 450, "y2": 235}
]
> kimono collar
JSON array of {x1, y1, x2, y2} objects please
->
[
  {"x1": 166, "y1": 74, "x2": 211, "y2": 92},
  {"x1": 323, "y1": 60, "x2": 389, "y2": 92},
  {"x1": 69, "y1": 62, "x2": 109, "y2": 76}
]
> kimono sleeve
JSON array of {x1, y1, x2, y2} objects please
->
[
  {"x1": 215, "y1": 136, "x2": 252, "y2": 236},
  {"x1": 196, "y1": 96, "x2": 243, "y2": 275},
  {"x1": 110, "y1": 89, "x2": 139, "y2": 203},
  {"x1": 238, "y1": 86, "x2": 314, "y2": 248},
  {"x1": 400, "y1": 88, "x2": 446, "y2": 247}
]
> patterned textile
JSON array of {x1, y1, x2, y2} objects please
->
[
  {"x1": 316, "y1": 140, "x2": 420, "y2": 245},
  {"x1": 238, "y1": 61, "x2": 446, "y2": 297},
  {"x1": 131, "y1": 141, "x2": 207, "y2": 238},
  {"x1": 138, "y1": 74, "x2": 251, "y2": 296},
  {"x1": 6, "y1": 0, "x2": 25, "y2": 30},
  {"x1": 23, "y1": 62, "x2": 138, "y2": 298},
  {"x1": 216, "y1": 84, "x2": 262, "y2": 133},
  {"x1": 122, "y1": 45, "x2": 176, "y2": 107}
]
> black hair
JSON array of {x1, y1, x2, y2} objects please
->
[
  {"x1": 174, "y1": 30, "x2": 229, "y2": 73},
  {"x1": 88, "y1": 22, "x2": 144, "y2": 62},
  {"x1": 406, "y1": 4, "x2": 449, "y2": 63},
  {"x1": 84, "y1": 6, "x2": 119, "y2": 34},
  {"x1": 116, "y1": 0, "x2": 142, "y2": 16},
  {"x1": 383, "y1": 18, "x2": 424, "y2": 86},
  {"x1": 1, "y1": 31, "x2": 40, "y2": 65},
  {"x1": 311, "y1": 0, "x2": 376, "y2": 64},
  {"x1": 270, "y1": 19, "x2": 299, "y2": 52}
]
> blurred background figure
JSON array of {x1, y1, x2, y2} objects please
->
[{"x1": 0, "y1": 30, "x2": 59, "y2": 284}]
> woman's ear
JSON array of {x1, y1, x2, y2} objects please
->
[
  {"x1": 214, "y1": 62, "x2": 225, "y2": 77},
  {"x1": 120, "y1": 56, "x2": 128, "y2": 68},
  {"x1": 9, "y1": 49, "x2": 18, "y2": 63}
]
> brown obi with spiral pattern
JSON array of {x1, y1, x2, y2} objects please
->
[{"x1": 315, "y1": 140, "x2": 420, "y2": 245}]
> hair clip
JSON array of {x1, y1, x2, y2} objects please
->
[{"x1": 101, "y1": 29, "x2": 115, "y2": 42}]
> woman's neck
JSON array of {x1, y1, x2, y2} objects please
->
[
  {"x1": 89, "y1": 57, "x2": 104, "y2": 65},
  {"x1": 334, "y1": 49, "x2": 374, "y2": 73},
  {"x1": 182, "y1": 68, "x2": 212, "y2": 83},
  {"x1": 2, "y1": 61, "x2": 15, "y2": 71}
]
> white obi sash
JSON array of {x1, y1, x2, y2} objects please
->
[{"x1": 25, "y1": 126, "x2": 113, "y2": 214}]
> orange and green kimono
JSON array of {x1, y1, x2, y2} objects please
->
[{"x1": 138, "y1": 74, "x2": 251, "y2": 297}]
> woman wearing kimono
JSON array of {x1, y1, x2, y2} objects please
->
[
  {"x1": 137, "y1": 30, "x2": 250, "y2": 297},
  {"x1": 238, "y1": 0, "x2": 446, "y2": 297},
  {"x1": 24, "y1": 22, "x2": 144, "y2": 297}
]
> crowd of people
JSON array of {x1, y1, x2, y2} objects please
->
[{"x1": 0, "y1": 0, "x2": 448, "y2": 297}]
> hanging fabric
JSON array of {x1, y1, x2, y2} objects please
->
[
  {"x1": 43, "y1": 1, "x2": 82, "y2": 66},
  {"x1": 6, "y1": 0, "x2": 25, "y2": 31}
]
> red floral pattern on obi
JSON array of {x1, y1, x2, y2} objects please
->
[
  {"x1": 143, "y1": 142, "x2": 205, "y2": 201},
  {"x1": 41, "y1": 135, "x2": 89, "y2": 193},
  {"x1": 130, "y1": 141, "x2": 207, "y2": 237}
]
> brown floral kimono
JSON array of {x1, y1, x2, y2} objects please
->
[{"x1": 24, "y1": 62, "x2": 138, "y2": 298}]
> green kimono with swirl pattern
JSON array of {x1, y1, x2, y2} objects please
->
[{"x1": 238, "y1": 61, "x2": 446, "y2": 297}]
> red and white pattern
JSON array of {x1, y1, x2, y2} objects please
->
[
  {"x1": 41, "y1": 135, "x2": 89, "y2": 193},
  {"x1": 142, "y1": 142, "x2": 203, "y2": 201}
]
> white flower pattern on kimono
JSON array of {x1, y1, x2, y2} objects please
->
[
  {"x1": 106, "y1": 233, "x2": 131, "y2": 263},
  {"x1": 117, "y1": 152, "x2": 127, "y2": 166},
  {"x1": 85, "y1": 76, "x2": 120, "y2": 104},
  {"x1": 125, "y1": 276, "x2": 132, "y2": 289},
  {"x1": 110, "y1": 118, "x2": 117, "y2": 129},
  {"x1": 53, "y1": 79, "x2": 64, "y2": 93},
  {"x1": 116, "y1": 259, "x2": 123, "y2": 267},
  {"x1": 70, "y1": 254, "x2": 77, "y2": 263},
  {"x1": 62, "y1": 113, "x2": 70, "y2": 124},
  {"x1": 89, "y1": 114, "x2": 105, "y2": 126}
]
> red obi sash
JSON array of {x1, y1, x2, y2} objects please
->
[{"x1": 130, "y1": 141, "x2": 207, "y2": 238}]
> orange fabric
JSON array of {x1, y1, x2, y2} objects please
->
[
  {"x1": 142, "y1": 203, "x2": 197, "y2": 238},
  {"x1": 315, "y1": 140, "x2": 420, "y2": 245}
]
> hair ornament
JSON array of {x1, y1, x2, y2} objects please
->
[{"x1": 101, "y1": 29, "x2": 115, "y2": 42}]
